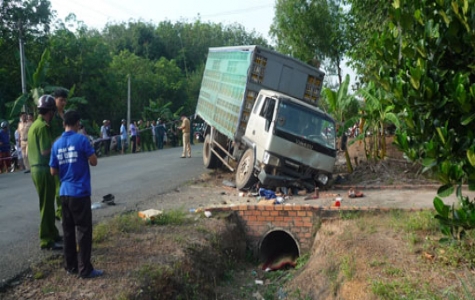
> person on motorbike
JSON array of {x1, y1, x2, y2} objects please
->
[{"x1": 0, "y1": 121, "x2": 10, "y2": 173}]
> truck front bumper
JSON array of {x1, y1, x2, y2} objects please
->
[{"x1": 258, "y1": 169, "x2": 302, "y2": 188}]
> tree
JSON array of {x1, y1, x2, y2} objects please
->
[
  {"x1": 47, "y1": 23, "x2": 116, "y2": 123},
  {"x1": 364, "y1": 0, "x2": 475, "y2": 240},
  {"x1": 0, "y1": 0, "x2": 53, "y2": 39},
  {"x1": 0, "y1": 0, "x2": 53, "y2": 117},
  {"x1": 270, "y1": 0, "x2": 348, "y2": 84},
  {"x1": 343, "y1": 0, "x2": 392, "y2": 79}
]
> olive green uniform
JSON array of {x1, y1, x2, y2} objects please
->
[
  {"x1": 28, "y1": 115, "x2": 61, "y2": 248},
  {"x1": 139, "y1": 124, "x2": 153, "y2": 152},
  {"x1": 50, "y1": 112, "x2": 64, "y2": 219}
]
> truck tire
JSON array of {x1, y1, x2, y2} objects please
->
[
  {"x1": 203, "y1": 134, "x2": 221, "y2": 169},
  {"x1": 235, "y1": 148, "x2": 258, "y2": 190}
]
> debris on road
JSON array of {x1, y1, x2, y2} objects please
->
[{"x1": 138, "y1": 209, "x2": 163, "y2": 221}]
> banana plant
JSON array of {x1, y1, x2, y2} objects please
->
[
  {"x1": 323, "y1": 74, "x2": 360, "y2": 173},
  {"x1": 142, "y1": 99, "x2": 183, "y2": 122},
  {"x1": 8, "y1": 49, "x2": 52, "y2": 118},
  {"x1": 357, "y1": 82, "x2": 400, "y2": 160}
]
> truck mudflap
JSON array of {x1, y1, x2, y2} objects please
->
[{"x1": 257, "y1": 169, "x2": 316, "y2": 190}]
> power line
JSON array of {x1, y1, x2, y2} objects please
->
[
  {"x1": 199, "y1": 4, "x2": 274, "y2": 19},
  {"x1": 53, "y1": 0, "x2": 274, "y2": 25}
]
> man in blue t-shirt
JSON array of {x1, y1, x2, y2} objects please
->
[{"x1": 50, "y1": 110, "x2": 104, "y2": 279}]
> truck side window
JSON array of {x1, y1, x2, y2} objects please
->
[
  {"x1": 260, "y1": 98, "x2": 276, "y2": 132},
  {"x1": 253, "y1": 95, "x2": 263, "y2": 114}
]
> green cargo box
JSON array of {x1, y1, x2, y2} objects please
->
[{"x1": 196, "y1": 45, "x2": 325, "y2": 141}]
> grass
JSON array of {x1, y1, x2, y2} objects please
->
[
  {"x1": 93, "y1": 212, "x2": 145, "y2": 243},
  {"x1": 8, "y1": 205, "x2": 475, "y2": 300},
  {"x1": 93, "y1": 209, "x2": 190, "y2": 243},
  {"x1": 340, "y1": 254, "x2": 356, "y2": 280},
  {"x1": 149, "y1": 208, "x2": 189, "y2": 226}
]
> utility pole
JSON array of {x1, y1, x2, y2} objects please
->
[
  {"x1": 18, "y1": 20, "x2": 27, "y2": 113},
  {"x1": 177, "y1": 32, "x2": 188, "y2": 79},
  {"x1": 127, "y1": 74, "x2": 131, "y2": 132}
]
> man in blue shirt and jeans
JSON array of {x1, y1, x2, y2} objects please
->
[{"x1": 50, "y1": 110, "x2": 104, "y2": 279}]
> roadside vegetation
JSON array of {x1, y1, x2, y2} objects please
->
[{"x1": 2, "y1": 206, "x2": 475, "y2": 299}]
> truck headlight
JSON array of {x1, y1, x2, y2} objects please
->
[
  {"x1": 316, "y1": 174, "x2": 328, "y2": 185},
  {"x1": 263, "y1": 151, "x2": 280, "y2": 166}
]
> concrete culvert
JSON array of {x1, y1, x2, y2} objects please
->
[{"x1": 259, "y1": 230, "x2": 300, "y2": 271}]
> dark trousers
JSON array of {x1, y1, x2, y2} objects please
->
[
  {"x1": 61, "y1": 196, "x2": 93, "y2": 277},
  {"x1": 103, "y1": 139, "x2": 111, "y2": 156},
  {"x1": 157, "y1": 135, "x2": 164, "y2": 149},
  {"x1": 131, "y1": 135, "x2": 137, "y2": 153}
]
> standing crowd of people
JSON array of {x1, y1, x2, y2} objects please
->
[{"x1": 0, "y1": 90, "x2": 199, "y2": 280}]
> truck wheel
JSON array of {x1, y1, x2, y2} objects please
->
[
  {"x1": 203, "y1": 134, "x2": 221, "y2": 169},
  {"x1": 236, "y1": 148, "x2": 257, "y2": 190}
]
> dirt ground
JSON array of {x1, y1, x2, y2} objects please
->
[{"x1": 1, "y1": 144, "x2": 473, "y2": 299}]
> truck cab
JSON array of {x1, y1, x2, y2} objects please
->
[{"x1": 236, "y1": 90, "x2": 337, "y2": 190}]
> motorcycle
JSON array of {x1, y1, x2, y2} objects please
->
[{"x1": 9, "y1": 143, "x2": 18, "y2": 173}]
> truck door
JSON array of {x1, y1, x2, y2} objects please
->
[{"x1": 253, "y1": 97, "x2": 276, "y2": 163}]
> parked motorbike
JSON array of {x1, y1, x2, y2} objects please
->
[{"x1": 9, "y1": 143, "x2": 18, "y2": 173}]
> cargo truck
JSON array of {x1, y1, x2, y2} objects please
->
[{"x1": 195, "y1": 45, "x2": 336, "y2": 191}]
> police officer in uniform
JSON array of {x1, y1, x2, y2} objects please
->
[
  {"x1": 28, "y1": 95, "x2": 63, "y2": 250},
  {"x1": 51, "y1": 88, "x2": 68, "y2": 220}
]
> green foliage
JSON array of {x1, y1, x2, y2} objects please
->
[
  {"x1": 322, "y1": 74, "x2": 360, "y2": 171},
  {"x1": 271, "y1": 0, "x2": 348, "y2": 83},
  {"x1": 0, "y1": 0, "x2": 53, "y2": 38},
  {"x1": 359, "y1": 0, "x2": 475, "y2": 239}
]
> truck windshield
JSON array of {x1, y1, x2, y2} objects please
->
[{"x1": 275, "y1": 101, "x2": 336, "y2": 149}]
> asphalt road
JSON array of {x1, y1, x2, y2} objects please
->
[{"x1": 0, "y1": 144, "x2": 206, "y2": 284}]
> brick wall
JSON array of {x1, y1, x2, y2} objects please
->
[
  {"x1": 206, "y1": 205, "x2": 430, "y2": 254},
  {"x1": 207, "y1": 205, "x2": 322, "y2": 252}
]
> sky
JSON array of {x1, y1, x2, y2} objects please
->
[
  {"x1": 49, "y1": 0, "x2": 275, "y2": 40},
  {"x1": 49, "y1": 0, "x2": 356, "y2": 85}
]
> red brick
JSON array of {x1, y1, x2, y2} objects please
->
[
  {"x1": 265, "y1": 216, "x2": 274, "y2": 222},
  {"x1": 247, "y1": 220, "x2": 263, "y2": 227},
  {"x1": 274, "y1": 216, "x2": 284, "y2": 222},
  {"x1": 237, "y1": 205, "x2": 248, "y2": 210},
  {"x1": 283, "y1": 217, "x2": 294, "y2": 223},
  {"x1": 261, "y1": 211, "x2": 270, "y2": 216},
  {"x1": 242, "y1": 210, "x2": 253, "y2": 216},
  {"x1": 273, "y1": 222, "x2": 291, "y2": 228},
  {"x1": 270, "y1": 211, "x2": 279, "y2": 216},
  {"x1": 297, "y1": 211, "x2": 306, "y2": 217},
  {"x1": 288, "y1": 211, "x2": 297, "y2": 217}
]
